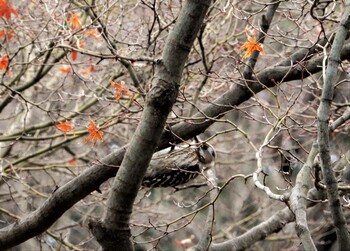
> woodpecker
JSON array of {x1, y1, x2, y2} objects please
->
[{"x1": 142, "y1": 141, "x2": 216, "y2": 188}]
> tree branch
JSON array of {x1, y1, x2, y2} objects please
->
[
  {"x1": 316, "y1": 1, "x2": 350, "y2": 249},
  {"x1": 209, "y1": 188, "x2": 324, "y2": 251},
  {"x1": 2, "y1": 29, "x2": 350, "y2": 251},
  {"x1": 289, "y1": 143, "x2": 318, "y2": 251}
]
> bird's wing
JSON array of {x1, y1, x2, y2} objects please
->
[{"x1": 145, "y1": 148, "x2": 199, "y2": 177}]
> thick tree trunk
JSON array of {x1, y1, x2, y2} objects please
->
[{"x1": 90, "y1": 1, "x2": 212, "y2": 250}]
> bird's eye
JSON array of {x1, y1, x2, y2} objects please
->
[
  {"x1": 201, "y1": 144, "x2": 208, "y2": 150},
  {"x1": 199, "y1": 155, "x2": 206, "y2": 162}
]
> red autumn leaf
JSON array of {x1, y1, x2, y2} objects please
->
[
  {"x1": 0, "y1": 55, "x2": 8, "y2": 70},
  {"x1": 71, "y1": 41, "x2": 84, "y2": 61},
  {"x1": 56, "y1": 121, "x2": 75, "y2": 137},
  {"x1": 68, "y1": 13, "x2": 82, "y2": 30},
  {"x1": 0, "y1": 0, "x2": 18, "y2": 20},
  {"x1": 240, "y1": 35, "x2": 264, "y2": 59},
  {"x1": 83, "y1": 118, "x2": 104, "y2": 144},
  {"x1": 110, "y1": 80, "x2": 133, "y2": 100},
  {"x1": 71, "y1": 50, "x2": 78, "y2": 61},
  {"x1": 0, "y1": 29, "x2": 14, "y2": 41},
  {"x1": 79, "y1": 65, "x2": 94, "y2": 76}
]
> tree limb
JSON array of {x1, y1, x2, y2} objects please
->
[
  {"x1": 316, "y1": 1, "x2": 350, "y2": 249},
  {"x1": 289, "y1": 143, "x2": 318, "y2": 251},
  {"x1": 209, "y1": 188, "x2": 324, "y2": 251}
]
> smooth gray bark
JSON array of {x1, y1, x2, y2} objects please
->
[{"x1": 90, "y1": 1, "x2": 212, "y2": 250}]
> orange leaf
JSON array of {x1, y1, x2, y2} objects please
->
[
  {"x1": 240, "y1": 35, "x2": 264, "y2": 59},
  {"x1": 110, "y1": 80, "x2": 133, "y2": 100},
  {"x1": 83, "y1": 118, "x2": 104, "y2": 144},
  {"x1": 68, "y1": 159, "x2": 77, "y2": 166},
  {"x1": 84, "y1": 29, "x2": 102, "y2": 40},
  {"x1": 80, "y1": 69, "x2": 88, "y2": 75},
  {"x1": 89, "y1": 65, "x2": 95, "y2": 73},
  {"x1": 71, "y1": 41, "x2": 84, "y2": 61},
  {"x1": 68, "y1": 13, "x2": 82, "y2": 30},
  {"x1": 175, "y1": 235, "x2": 195, "y2": 249},
  {"x1": 79, "y1": 64, "x2": 94, "y2": 76},
  {"x1": 0, "y1": 0, "x2": 18, "y2": 20},
  {"x1": 0, "y1": 55, "x2": 8, "y2": 70},
  {"x1": 58, "y1": 66, "x2": 71, "y2": 74},
  {"x1": 76, "y1": 40, "x2": 84, "y2": 48},
  {"x1": 56, "y1": 121, "x2": 74, "y2": 137}
]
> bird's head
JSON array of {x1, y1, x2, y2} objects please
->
[{"x1": 197, "y1": 142, "x2": 216, "y2": 165}]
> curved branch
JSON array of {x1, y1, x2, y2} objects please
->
[
  {"x1": 209, "y1": 188, "x2": 324, "y2": 251},
  {"x1": 289, "y1": 143, "x2": 318, "y2": 251}
]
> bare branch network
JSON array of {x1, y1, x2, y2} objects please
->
[{"x1": 0, "y1": 0, "x2": 349, "y2": 250}]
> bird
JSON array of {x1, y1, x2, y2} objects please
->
[{"x1": 142, "y1": 141, "x2": 216, "y2": 188}]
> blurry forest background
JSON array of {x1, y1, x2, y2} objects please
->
[{"x1": 0, "y1": 0, "x2": 349, "y2": 250}]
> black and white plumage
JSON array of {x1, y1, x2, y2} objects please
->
[{"x1": 142, "y1": 142, "x2": 216, "y2": 188}]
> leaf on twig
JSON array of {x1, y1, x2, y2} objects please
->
[
  {"x1": 83, "y1": 118, "x2": 104, "y2": 144},
  {"x1": 71, "y1": 41, "x2": 84, "y2": 61},
  {"x1": 84, "y1": 29, "x2": 102, "y2": 40},
  {"x1": 68, "y1": 13, "x2": 82, "y2": 30},
  {"x1": 80, "y1": 65, "x2": 95, "y2": 75},
  {"x1": 175, "y1": 235, "x2": 195, "y2": 250},
  {"x1": 240, "y1": 35, "x2": 264, "y2": 59},
  {"x1": 110, "y1": 80, "x2": 133, "y2": 100},
  {"x1": 56, "y1": 121, "x2": 75, "y2": 137},
  {"x1": 0, "y1": 55, "x2": 8, "y2": 70},
  {"x1": 68, "y1": 159, "x2": 77, "y2": 166},
  {"x1": 0, "y1": 29, "x2": 14, "y2": 41},
  {"x1": 58, "y1": 66, "x2": 72, "y2": 74},
  {"x1": 0, "y1": 0, "x2": 18, "y2": 20}
]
